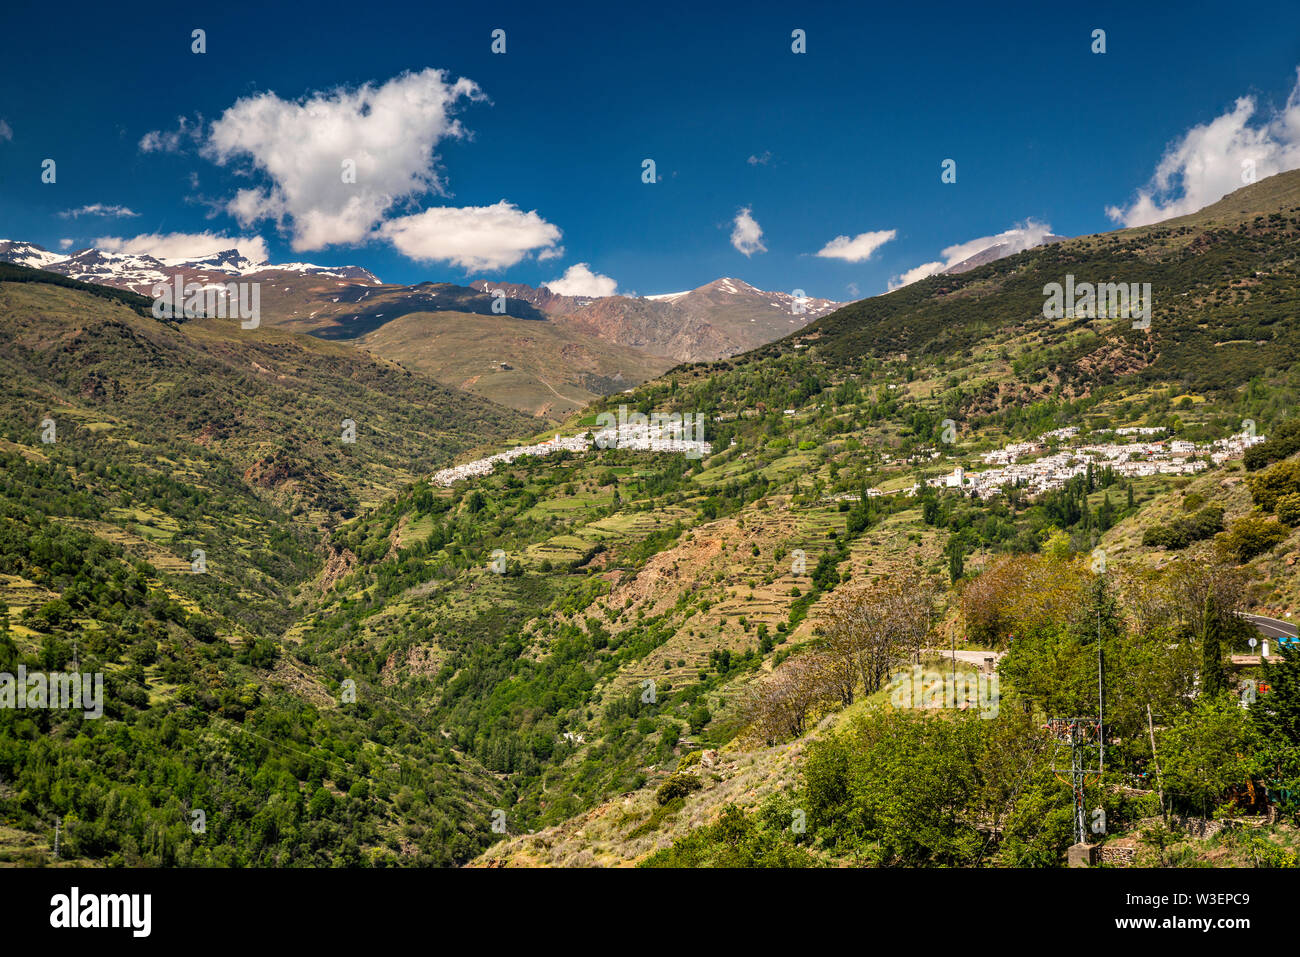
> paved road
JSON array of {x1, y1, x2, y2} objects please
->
[
  {"x1": 924, "y1": 649, "x2": 1004, "y2": 668},
  {"x1": 1241, "y1": 613, "x2": 1299, "y2": 642}
]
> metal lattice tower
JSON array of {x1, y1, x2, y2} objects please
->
[{"x1": 1047, "y1": 717, "x2": 1103, "y2": 845}]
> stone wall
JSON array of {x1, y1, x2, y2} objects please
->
[{"x1": 1099, "y1": 844, "x2": 1138, "y2": 865}]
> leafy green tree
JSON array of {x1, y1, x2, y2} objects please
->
[
  {"x1": 1201, "y1": 595, "x2": 1227, "y2": 698},
  {"x1": 1158, "y1": 697, "x2": 1258, "y2": 817},
  {"x1": 1254, "y1": 648, "x2": 1300, "y2": 745},
  {"x1": 688, "y1": 705, "x2": 711, "y2": 734},
  {"x1": 655, "y1": 773, "x2": 702, "y2": 805},
  {"x1": 946, "y1": 536, "x2": 964, "y2": 584},
  {"x1": 309, "y1": 786, "x2": 335, "y2": 818}
]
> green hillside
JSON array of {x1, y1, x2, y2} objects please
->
[
  {"x1": 744, "y1": 169, "x2": 1300, "y2": 406},
  {"x1": 355, "y1": 310, "x2": 672, "y2": 419},
  {"x1": 5, "y1": 173, "x2": 1300, "y2": 869},
  {"x1": 0, "y1": 275, "x2": 534, "y2": 866}
]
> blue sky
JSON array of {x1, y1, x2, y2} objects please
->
[{"x1": 2, "y1": 0, "x2": 1300, "y2": 300}]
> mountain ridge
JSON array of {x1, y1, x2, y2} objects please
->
[
  {"x1": 0, "y1": 240, "x2": 383, "y2": 291},
  {"x1": 5, "y1": 171, "x2": 1300, "y2": 869}
]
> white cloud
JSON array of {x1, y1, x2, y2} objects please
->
[
  {"x1": 814, "y1": 229, "x2": 897, "y2": 262},
  {"x1": 94, "y1": 231, "x2": 270, "y2": 264},
  {"x1": 543, "y1": 263, "x2": 618, "y2": 297},
  {"x1": 378, "y1": 201, "x2": 561, "y2": 271},
  {"x1": 730, "y1": 206, "x2": 766, "y2": 256},
  {"x1": 1107, "y1": 68, "x2": 1300, "y2": 226},
  {"x1": 58, "y1": 239, "x2": 74, "y2": 250},
  {"x1": 892, "y1": 260, "x2": 948, "y2": 288},
  {"x1": 747, "y1": 151, "x2": 772, "y2": 166},
  {"x1": 59, "y1": 204, "x2": 140, "y2": 220},
  {"x1": 202, "y1": 69, "x2": 484, "y2": 251},
  {"x1": 139, "y1": 115, "x2": 202, "y2": 154},
  {"x1": 0, "y1": 119, "x2": 12, "y2": 142},
  {"x1": 890, "y1": 219, "x2": 1055, "y2": 289}
]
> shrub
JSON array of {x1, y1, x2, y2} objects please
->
[
  {"x1": 655, "y1": 772, "x2": 703, "y2": 805},
  {"x1": 1142, "y1": 506, "x2": 1224, "y2": 549},
  {"x1": 1277, "y1": 493, "x2": 1300, "y2": 528},
  {"x1": 1247, "y1": 460, "x2": 1300, "y2": 511},
  {"x1": 1216, "y1": 514, "x2": 1290, "y2": 563},
  {"x1": 1244, "y1": 419, "x2": 1300, "y2": 470}
]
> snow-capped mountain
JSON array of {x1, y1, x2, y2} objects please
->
[
  {"x1": 0, "y1": 240, "x2": 381, "y2": 293},
  {"x1": 468, "y1": 276, "x2": 844, "y2": 364},
  {"x1": 2, "y1": 238, "x2": 840, "y2": 365},
  {"x1": 171, "y1": 248, "x2": 262, "y2": 273},
  {"x1": 691, "y1": 276, "x2": 841, "y2": 317},
  {"x1": 0, "y1": 240, "x2": 67, "y2": 270},
  {"x1": 44, "y1": 248, "x2": 174, "y2": 290},
  {"x1": 256, "y1": 261, "x2": 381, "y2": 283}
]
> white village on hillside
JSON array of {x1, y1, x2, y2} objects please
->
[
  {"x1": 918, "y1": 426, "x2": 1266, "y2": 500},
  {"x1": 433, "y1": 417, "x2": 713, "y2": 486}
]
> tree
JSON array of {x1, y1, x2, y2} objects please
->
[
  {"x1": 1200, "y1": 595, "x2": 1227, "y2": 698},
  {"x1": 655, "y1": 773, "x2": 703, "y2": 805},
  {"x1": 309, "y1": 786, "x2": 335, "y2": 819},
  {"x1": 959, "y1": 556, "x2": 1028, "y2": 646},
  {"x1": 1158, "y1": 697, "x2": 1258, "y2": 817},
  {"x1": 743, "y1": 653, "x2": 833, "y2": 743},
  {"x1": 921, "y1": 493, "x2": 940, "y2": 526},
  {"x1": 800, "y1": 709, "x2": 1060, "y2": 866},
  {"x1": 946, "y1": 536, "x2": 965, "y2": 584},
  {"x1": 1253, "y1": 649, "x2": 1300, "y2": 745},
  {"x1": 846, "y1": 493, "x2": 874, "y2": 536},
  {"x1": 820, "y1": 572, "x2": 938, "y2": 704},
  {"x1": 1244, "y1": 418, "x2": 1300, "y2": 470},
  {"x1": 1043, "y1": 528, "x2": 1072, "y2": 559},
  {"x1": 688, "y1": 705, "x2": 711, "y2": 734},
  {"x1": 1098, "y1": 492, "x2": 1115, "y2": 531}
]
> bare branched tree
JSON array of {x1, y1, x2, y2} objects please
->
[
  {"x1": 819, "y1": 572, "x2": 940, "y2": 702},
  {"x1": 742, "y1": 652, "x2": 835, "y2": 744}
]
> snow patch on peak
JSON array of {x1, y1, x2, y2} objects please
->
[
  {"x1": 166, "y1": 247, "x2": 266, "y2": 272},
  {"x1": 0, "y1": 240, "x2": 66, "y2": 269},
  {"x1": 709, "y1": 277, "x2": 756, "y2": 295},
  {"x1": 0, "y1": 237, "x2": 382, "y2": 291}
]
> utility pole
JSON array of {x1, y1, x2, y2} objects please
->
[
  {"x1": 1051, "y1": 576, "x2": 1110, "y2": 858},
  {"x1": 1098, "y1": 592, "x2": 1105, "y2": 773},
  {"x1": 1146, "y1": 705, "x2": 1165, "y2": 818},
  {"x1": 951, "y1": 622, "x2": 957, "y2": 704},
  {"x1": 1049, "y1": 717, "x2": 1103, "y2": 846}
]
